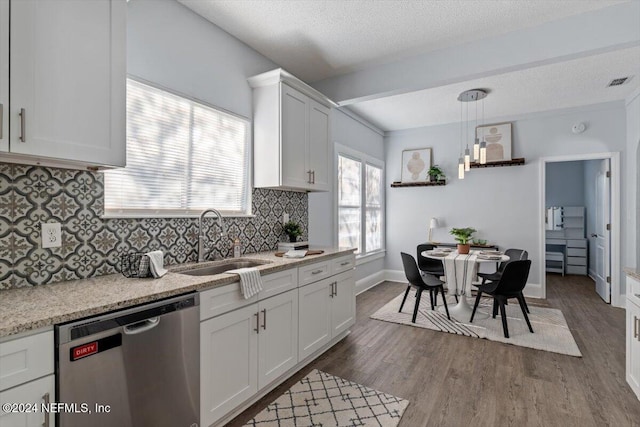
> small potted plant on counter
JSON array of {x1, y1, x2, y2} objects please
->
[
  {"x1": 450, "y1": 227, "x2": 476, "y2": 254},
  {"x1": 283, "y1": 220, "x2": 302, "y2": 243},
  {"x1": 428, "y1": 165, "x2": 446, "y2": 182}
]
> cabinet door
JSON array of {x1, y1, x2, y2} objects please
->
[
  {"x1": 307, "y1": 99, "x2": 330, "y2": 191},
  {"x1": 280, "y1": 84, "x2": 309, "y2": 189},
  {"x1": 331, "y1": 271, "x2": 355, "y2": 337},
  {"x1": 258, "y1": 289, "x2": 299, "y2": 389},
  {"x1": 10, "y1": 0, "x2": 125, "y2": 166},
  {"x1": 298, "y1": 278, "x2": 332, "y2": 360},
  {"x1": 0, "y1": 0, "x2": 7, "y2": 153},
  {"x1": 201, "y1": 304, "x2": 258, "y2": 427},
  {"x1": 628, "y1": 299, "x2": 640, "y2": 398},
  {"x1": 0, "y1": 375, "x2": 55, "y2": 427}
]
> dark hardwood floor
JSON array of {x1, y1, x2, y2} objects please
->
[{"x1": 227, "y1": 274, "x2": 640, "y2": 426}]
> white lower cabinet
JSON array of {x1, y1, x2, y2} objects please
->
[
  {"x1": 299, "y1": 270, "x2": 355, "y2": 360},
  {"x1": 0, "y1": 375, "x2": 55, "y2": 427},
  {"x1": 200, "y1": 289, "x2": 298, "y2": 427},
  {"x1": 627, "y1": 295, "x2": 640, "y2": 400}
]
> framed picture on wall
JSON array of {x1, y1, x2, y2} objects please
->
[
  {"x1": 476, "y1": 122, "x2": 512, "y2": 163},
  {"x1": 401, "y1": 148, "x2": 432, "y2": 182}
]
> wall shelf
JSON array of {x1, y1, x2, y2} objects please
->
[
  {"x1": 390, "y1": 181, "x2": 446, "y2": 188},
  {"x1": 470, "y1": 158, "x2": 525, "y2": 168}
]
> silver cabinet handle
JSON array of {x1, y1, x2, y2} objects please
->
[
  {"x1": 0, "y1": 103, "x2": 3, "y2": 139},
  {"x1": 261, "y1": 309, "x2": 267, "y2": 330},
  {"x1": 330, "y1": 282, "x2": 334, "y2": 298},
  {"x1": 334, "y1": 282, "x2": 338, "y2": 297},
  {"x1": 311, "y1": 269, "x2": 323, "y2": 275},
  {"x1": 635, "y1": 316, "x2": 639, "y2": 340},
  {"x1": 340, "y1": 261, "x2": 350, "y2": 266},
  {"x1": 254, "y1": 312, "x2": 260, "y2": 333},
  {"x1": 42, "y1": 392, "x2": 50, "y2": 427},
  {"x1": 311, "y1": 170, "x2": 315, "y2": 184},
  {"x1": 307, "y1": 170, "x2": 313, "y2": 184},
  {"x1": 19, "y1": 108, "x2": 26, "y2": 142}
]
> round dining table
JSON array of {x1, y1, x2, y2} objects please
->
[{"x1": 421, "y1": 249, "x2": 510, "y2": 322}]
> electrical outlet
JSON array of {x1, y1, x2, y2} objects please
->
[
  {"x1": 41, "y1": 222, "x2": 62, "y2": 248},
  {"x1": 283, "y1": 213, "x2": 289, "y2": 224}
]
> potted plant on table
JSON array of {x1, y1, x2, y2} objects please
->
[
  {"x1": 428, "y1": 165, "x2": 446, "y2": 182},
  {"x1": 283, "y1": 220, "x2": 302, "y2": 243},
  {"x1": 450, "y1": 227, "x2": 477, "y2": 254}
]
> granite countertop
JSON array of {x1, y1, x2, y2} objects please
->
[
  {"x1": 0, "y1": 248, "x2": 355, "y2": 338},
  {"x1": 624, "y1": 267, "x2": 640, "y2": 282}
]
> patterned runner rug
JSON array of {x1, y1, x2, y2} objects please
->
[
  {"x1": 244, "y1": 369, "x2": 409, "y2": 426},
  {"x1": 371, "y1": 291, "x2": 581, "y2": 357}
]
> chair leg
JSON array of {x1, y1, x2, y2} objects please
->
[
  {"x1": 520, "y1": 292, "x2": 530, "y2": 314},
  {"x1": 412, "y1": 289, "x2": 423, "y2": 323},
  {"x1": 454, "y1": 294, "x2": 459, "y2": 303},
  {"x1": 517, "y1": 295, "x2": 534, "y2": 333},
  {"x1": 399, "y1": 285, "x2": 411, "y2": 313},
  {"x1": 440, "y1": 286, "x2": 450, "y2": 320},
  {"x1": 492, "y1": 299, "x2": 498, "y2": 318},
  {"x1": 433, "y1": 289, "x2": 438, "y2": 307},
  {"x1": 498, "y1": 298, "x2": 509, "y2": 338},
  {"x1": 470, "y1": 291, "x2": 482, "y2": 323},
  {"x1": 429, "y1": 290, "x2": 435, "y2": 310}
]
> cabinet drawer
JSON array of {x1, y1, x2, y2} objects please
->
[
  {"x1": 546, "y1": 239, "x2": 566, "y2": 245},
  {"x1": 567, "y1": 248, "x2": 586, "y2": 257},
  {"x1": 566, "y1": 239, "x2": 587, "y2": 249},
  {"x1": 567, "y1": 256, "x2": 587, "y2": 266},
  {"x1": 200, "y1": 282, "x2": 258, "y2": 321},
  {"x1": 627, "y1": 276, "x2": 640, "y2": 296},
  {"x1": 331, "y1": 255, "x2": 355, "y2": 275},
  {"x1": 299, "y1": 261, "x2": 331, "y2": 286},
  {"x1": 0, "y1": 330, "x2": 54, "y2": 391},
  {"x1": 258, "y1": 268, "x2": 298, "y2": 300},
  {"x1": 566, "y1": 265, "x2": 587, "y2": 275}
]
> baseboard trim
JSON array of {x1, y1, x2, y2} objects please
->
[
  {"x1": 382, "y1": 269, "x2": 544, "y2": 299},
  {"x1": 355, "y1": 271, "x2": 385, "y2": 295}
]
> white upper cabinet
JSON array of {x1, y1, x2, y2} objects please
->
[
  {"x1": 5, "y1": 0, "x2": 126, "y2": 168},
  {"x1": 0, "y1": 0, "x2": 8, "y2": 153},
  {"x1": 249, "y1": 68, "x2": 331, "y2": 192}
]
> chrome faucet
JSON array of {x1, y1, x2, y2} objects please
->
[{"x1": 198, "y1": 208, "x2": 227, "y2": 263}]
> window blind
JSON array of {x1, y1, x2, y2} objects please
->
[{"x1": 104, "y1": 79, "x2": 250, "y2": 216}]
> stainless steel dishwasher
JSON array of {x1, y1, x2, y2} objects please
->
[{"x1": 55, "y1": 293, "x2": 199, "y2": 427}]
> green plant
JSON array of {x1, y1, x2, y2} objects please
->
[
  {"x1": 428, "y1": 165, "x2": 446, "y2": 180},
  {"x1": 283, "y1": 220, "x2": 302, "y2": 242},
  {"x1": 450, "y1": 227, "x2": 477, "y2": 244}
]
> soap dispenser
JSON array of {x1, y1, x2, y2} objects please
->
[{"x1": 233, "y1": 238, "x2": 241, "y2": 258}]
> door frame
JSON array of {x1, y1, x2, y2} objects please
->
[{"x1": 538, "y1": 152, "x2": 622, "y2": 307}]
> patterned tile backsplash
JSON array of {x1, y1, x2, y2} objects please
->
[{"x1": 0, "y1": 163, "x2": 307, "y2": 289}]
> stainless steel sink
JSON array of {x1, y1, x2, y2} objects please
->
[{"x1": 178, "y1": 260, "x2": 270, "y2": 276}]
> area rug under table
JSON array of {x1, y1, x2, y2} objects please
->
[
  {"x1": 244, "y1": 369, "x2": 409, "y2": 426},
  {"x1": 371, "y1": 291, "x2": 582, "y2": 357}
]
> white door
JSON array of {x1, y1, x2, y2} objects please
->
[
  {"x1": 298, "y1": 278, "x2": 332, "y2": 360},
  {"x1": 594, "y1": 159, "x2": 611, "y2": 303},
  {"x1": 10, "y1": 0, "x2": 125, "y2": 166},
  {"x1": 307, "y1": 99, "x2": 330, "y2": 191},
  {"x1": 0, "y1": 375, "x2": 55, "y2": 427},
  {"x1": 331, "y1": 272, "x2": 355, "y2": 337},
  {"x1": 280, "y1": 84, "x2": 309, "y2": 189},
  {"x1": 200, "y1": 304, "x2": 258, "y2": 427},
  {"x1": 0, "y1": 0, "x2": 7, "y2": 153},
  {"x1": 257, "y1": 289, "x2": 299, "y2": 389}
]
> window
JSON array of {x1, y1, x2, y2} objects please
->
[
  {"x1": 104, "y1": 78, "x2": 251, "y2": 217},
  {"x1": 337, "y1": 145, "x2": 384, "y2": 256}
]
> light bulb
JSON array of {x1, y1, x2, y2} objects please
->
[
  {"x1": 473, "y1": 138, "x2": 480, "y2": 160},
  {"x1": 464, "y1": 147, "x2": 471, "y2": 171},
  {"x1": 480, "y1": 141, "x2": 487, "y2": 165},
  {"x1": 458, "y1": 157, "x2": 465, "y2": 179}
]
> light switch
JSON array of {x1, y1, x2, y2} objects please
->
[
  {"x1": 283, "y1": 213, "x2": 289, "y2": 224},
  {"x1": 42, "y1": 222, "x2": 62, "y2": 248}
]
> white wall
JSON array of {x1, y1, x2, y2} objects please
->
[
  {"x1": 385, "y1": 103, "x2": 627, "y2": 297},
  {"x1": 546, "y1": 161, "x2": 585, "y2": 207},
  {"x1": 308, "y1": 108, "x2": 385, "y2": 284},
  {"x1": 626, "y1": 88, "x2": 640, "y2": 272},
  {"x1": 127, "y1": 0, "x2": 277, "y2": 119}
]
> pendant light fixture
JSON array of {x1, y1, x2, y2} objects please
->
[{"x1": 457, "y1": 89, "x2": 488, "y2": 169}]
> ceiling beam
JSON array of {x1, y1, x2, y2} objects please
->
[{"x1": 311, "y1": 2, "x2": 640, "y2": 105}]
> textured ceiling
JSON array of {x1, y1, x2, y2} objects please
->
[
  {"x1": 347, "y1": 46, "x2": 640, "y2": 131},
  {"x1": 178, "y1": 0, "x2": 625, "y2": 82}
]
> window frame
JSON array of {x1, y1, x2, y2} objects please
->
[
  {"x1": 103, "y1": 76, "x2": 253, "y2": 218},
  {"x1": 335, "y1": 143, "x2": 386, "y2": 261}
]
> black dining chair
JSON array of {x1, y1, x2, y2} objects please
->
[
  {"x1": 470, "y1": 259, "x2": 533, "y2": 339},
  {"x1": 417, "y1": 244, "x2": 458, "y2": 304},
  {"x1": 477, "y1": 248, "x2": 529, "y2": 313},
  {"x1": 399, "y1": 252, "x2": 450, "y2": 323}
]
